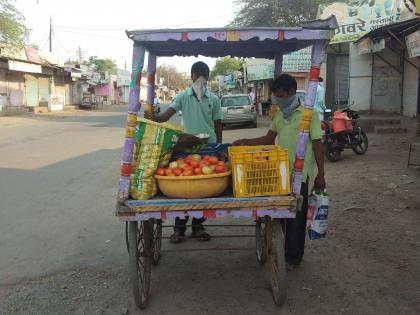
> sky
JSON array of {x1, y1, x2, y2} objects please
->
[{"x1": 15, "y1": 0, "x2": 236, "y2": 72}]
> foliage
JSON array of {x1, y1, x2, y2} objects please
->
[
  {"x1": 0, "y1": 0, "x2": 29, "y2": 48},
  {"x1": 87, "y1": 56, "x2": 117, "y2": 74},
  {"x1": 156, "y1": 64, "x2": 189, "y2": 91},
  {"x1": 210, "y1": 57, "x2": 243, "y2": 80},
  {"x1": 230, "y1": 0, "x2": 335, "y2": 27}
]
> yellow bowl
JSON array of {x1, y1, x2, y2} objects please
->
[{"x1": 155, "y1": 172, "x2": 231, "y2": 199}]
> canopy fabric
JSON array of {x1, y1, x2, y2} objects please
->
[{"x1": 126, "y1": 16, "x2": 338, "y2": 59}]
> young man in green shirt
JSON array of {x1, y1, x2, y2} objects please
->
[
  {"x1": 233, "y1": 74, "x2": 326, "y2": 269},
  {"x1": 151, "y1": 61, "x2": 223, "y2": 243}
]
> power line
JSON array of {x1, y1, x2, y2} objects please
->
[
  {"x1": 53, "y1": 13, "x2": 233, "y2": 32},
  {"x1": 52, "y1": 31, "x2": 75, "y2": 54},
  {"x1": 54, "y1": 28, "x2": 127, "y2": 40}
]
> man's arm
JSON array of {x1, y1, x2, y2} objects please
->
[
  {"x1": 150, "y1": 107, "x2": 176, "y2": 123},
  {"x1": 232, "y1": 130, "x2": 277, "y2": 146},
  {"x1": 214, "y1": 120, "x2": 222, "y2": 143}
]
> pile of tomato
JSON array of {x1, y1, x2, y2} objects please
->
[{"x1": 156, "y1": 154, "x2": 228, "y2": 177}]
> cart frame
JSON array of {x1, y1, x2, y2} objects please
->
[{"x1": 116, "y1": 16, "x2": 337, "y2": 310}]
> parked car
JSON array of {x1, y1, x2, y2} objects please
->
[{"x1": 221, "y1": 94, "x2": 257, "y2": 128}]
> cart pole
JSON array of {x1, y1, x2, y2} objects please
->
[
  {"x1": 145, "y1": 53, "x2": 157, "y2": 118},
  {"x1": 291, "y1": 40, "x2": 327, "y2": 195},
  {"x1": 118, "y1": 45, "x2": 146, "y2": 203},
  {"x1": 270, "y1": 54, "x2": 284, "y2": 120}
]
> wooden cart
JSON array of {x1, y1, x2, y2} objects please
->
[{"x1": 116, "y1": 16, "x2": 337, "y2": 309}]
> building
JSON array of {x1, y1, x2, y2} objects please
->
[{"x1": 319, "y1": 1, "x2": 419, "y2": 117}]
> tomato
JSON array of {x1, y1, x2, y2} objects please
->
[
  {"x1": 203, "y1": 155, "x2": 211, "y2": 161},
  {"x1": 208, "y1": 156, "x2": 219, "y2": 165},
  {"x1": 183, "y1": 165, "x2": 193, "y2": 172},
  {"x1": 165, "y1": 168, "x2": 174, "y2": 176},
  {"x1": 156, "y1": 168, "x2": 166, "y2": 176},
  {"x1": 173, "y1": 168, "x2": 182, "y2": 176},
  {"x1": 200, "y1": 160, "x2": 211, "y2": 167},
  {"x1": 189, "y1": 160, "x2": 199, "y2": 168},
  {"x1": 202, "y1": 166, "x2": 213, "y2": 175},
  {"x1": 217, "y1": 161, "x2": 225, "y2": 167},
  {"x1": 215, "y1": 165, "x2": 226, "y2": 173},
  {"x1": 193, "y1": 167, "x2": 202, "y2": 175},
  {"x1": 183, "y1": 169, "x2": 194, "y2": 176},
  {"x1": 184, "y1": 157, "x2": 193, "y2": 165},
  {"x1": 169, "y1": 161, "x2": 178, "y2": 169}
]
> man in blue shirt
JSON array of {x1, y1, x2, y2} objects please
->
[{"x1": 151, "y1": 61, "x2": 223, "y2": 243}]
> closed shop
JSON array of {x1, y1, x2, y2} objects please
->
[
  {"x1": 8, "y1": 72, "x2": 24, "y2": 106},
  {"x1": 24, "y1": 74, "x2": 38, "y2": 107},
  {"x1": 38, "y1": 76, "x2": 50, "y2": 107}
]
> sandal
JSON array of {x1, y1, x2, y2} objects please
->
[
  {"x1": 190, "y1": 230, "x2": 211, "y2": 242},
  {"x1": 170, "y1": 231, "x2": 185, "y2": 244}
]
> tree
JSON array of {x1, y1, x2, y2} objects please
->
[
  {"x1": 0, "y1": 0, "x2": 29, "y2": 48},
  {"x1": 230, "y1": 0, "x2": 335, "y2": 27},
  {"x1": 88, "y1": 56, "x2": 117, "y2": 74},
  {"x1": 210, "y1": 57, "x2": 243, "y2": 80},
  {"x1": 156, "y1": 64, "x2": 189, "y2": 91}
]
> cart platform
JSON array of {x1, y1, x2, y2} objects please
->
[{"x1": 117, "y1": 195, "x2": 297, "y2": 221}]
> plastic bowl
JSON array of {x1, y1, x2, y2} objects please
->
[{"x1": 155, "y1": 172, "x2": 231, "y2": 199}]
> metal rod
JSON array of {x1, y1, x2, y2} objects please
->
[
  {"x1": 162, "y1": 224, "x2": 256, "y2": 228},
  {"x1": 161, "y1": 235, "x2": 255, "y2": 239},
  {"x1": 162, "y1": 247, "x2": 255, "y2": 253}
]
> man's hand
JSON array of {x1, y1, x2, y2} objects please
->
[
  {"x1": 144, "y1": 110, "x2": 154, "y2": 120},
  {"x1": 314, "y1": 173, "x2": 326, "y2": 190}
]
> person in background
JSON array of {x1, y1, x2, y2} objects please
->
[
  {"x1": 232, "y1": 74, "x2": 326, "y2": 270},
  {"x1": 314, "y1": 77, "x2": 326, "y2": 122},
  {"x1": 248, "y1": 87, "x2": 256, "y2": 104},
  {"x1": 153, "y1": 91, "x2": 161, "y2": 115},
  {"x1": 148, "y1": 61, "x2": 223, "y2": 243}
]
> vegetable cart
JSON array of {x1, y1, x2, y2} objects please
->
[{"x1": 116, "y1": 16, "x2": 337, "y2": 309}]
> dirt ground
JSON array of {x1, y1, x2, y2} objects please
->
[{"x1": 0, "y1": 107, "x2": 420, "y2": 314}]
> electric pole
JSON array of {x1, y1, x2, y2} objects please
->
[{"x1": 49, "y1": 17, "x2": 52, "y2": 52}]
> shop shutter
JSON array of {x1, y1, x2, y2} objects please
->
[{"x1": 25, "y1": 74, "x2": 38, "y2": 107}]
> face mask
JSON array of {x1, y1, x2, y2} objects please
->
[
  {"x1": 192, "y1": 76, "x2": 207, "y2": 102},
  {"x1": 271, "y1": 94, "x2": 299, "y2": 120}
]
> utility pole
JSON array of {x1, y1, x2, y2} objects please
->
[{"x1": 49, "y1": 17, "x2": 52, "y2": 52}]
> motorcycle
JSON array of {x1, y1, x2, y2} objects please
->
[{"x1": 321, "y1": 107, "x2": 368, "y2": 162}]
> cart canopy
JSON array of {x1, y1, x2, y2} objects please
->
[{"x1": 126, "y1": 16, "x2": 338, "y2": 58}]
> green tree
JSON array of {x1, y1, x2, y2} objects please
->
[
  {"x1": 0, "y1": 0, "x2": 29, "y2": 48},
  {"x1": 230, "y1": 0, "x2": 335, "y2": 27},
  {"x1": 210, "y1": 57, "x2": 243, "y2": 80},
  {"x1": 156, "y1": 64, "x2": 189, "y2": 91},
  {"x1": 88, "y1": 56, "x2": 117, "y2": 74}
]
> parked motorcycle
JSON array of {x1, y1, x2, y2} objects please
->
[{"x1": 321, "y1": 107, "x2": 368, "y2": 162}]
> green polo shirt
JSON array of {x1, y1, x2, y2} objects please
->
[
  {"x1": 170, "y1": 87, "x2": 222, "y2": 144},
  {"x1": 270, "y1": 105, "x2": 322, "y2": 183}
]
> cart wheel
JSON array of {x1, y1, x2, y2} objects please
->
[
  {"x1": 128, "y1": 221, "x2": 152, "y2": 309},
  {"x1": 266, "y1": 218, "x2": 287, "y2": 306},
  {"x1": 151, "y1": 219, "x2": 162, "y2": 265},
  {"x1": 255, "y1": 217, "x2": 267, "y2": 265}
]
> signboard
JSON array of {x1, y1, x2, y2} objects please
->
[
  {"x1": 8, "y1": 60, "x2": 42, "y2": 73},
  {"x1": 282, "y1": 47, "x2": 312, "y2": 72},
  {"x1": 246, "y1": 47, "x2": 313, "y2": 81},
  {"x1": 358, "y1": 37, "x2": 386, "y2": 54},
  {"x1": 25, "y1": 47, "x2": 43, "y2": 64},
  {"x1": 319, "y1": 1, "x2": 416, "y2": 44},
  {"x1": 406, "y1": 30, "x2": 420, "y2": 58},
  {"x1": 49, "y1": 94, "x2": 64, "y2": 112}
]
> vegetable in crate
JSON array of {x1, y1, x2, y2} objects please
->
[{"x1": 130, "y1": 118, "x2": 183, "y2": 200}]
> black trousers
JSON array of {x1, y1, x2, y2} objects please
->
[
  {"x1": 174, "y1": 217, "x2": 206, "y2": 234},
  {"x1": 284, "y1": 180, "x2": 309, "y2": 265}
]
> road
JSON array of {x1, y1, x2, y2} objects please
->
[{"x1": 1, "y1": 105, "x2": 420, "y2": 314}]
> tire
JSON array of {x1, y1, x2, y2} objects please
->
[
  {"x1": 151, "y1": 219, "x2": 162, "y2": 266},
  {"x1": 325, "y1": 144, "x2": 341, "y2": 162},
  {"x1": 129, "y1": 221, "x2": 152, "y2": 309},
  {"x1": 267, "y1": 219, "x2": 287, "y2": 306},
  {"x1": 251, "y1": 120, "x2": 258, "y2": 128},
  {"x1": 255, "y1": 218, "x2": 267, "y2": 265},
  {"x1": 352, "y1": 130, "x2": 368, "y2": 155}
]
